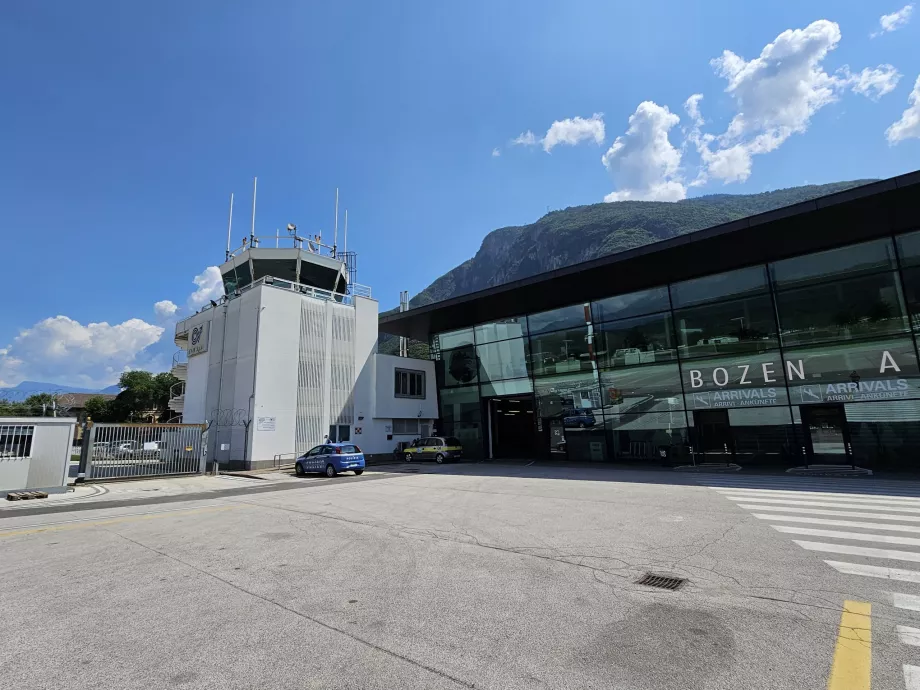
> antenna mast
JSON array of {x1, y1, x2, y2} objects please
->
[
  {"x1": 250, "y1": 176, "x2": 257, "y2": 247},
  {"x1": 333, "y1": 188, "x2": 339, "y2": 257},
  {"x1": 225, "y1": 192, "x2": 234, "y2": 261},
  {"x1": 343, "y1": 209, "x2": 348, "y2": 256}
]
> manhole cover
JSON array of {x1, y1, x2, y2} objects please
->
[{"x1": 635, "y1": 573, "x2": 687, "y2": 591}]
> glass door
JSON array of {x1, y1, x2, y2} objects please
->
[
  {"x1": 693, "y1": 409, "x2": 735, "y2": 462},
  {"x1": 801, "y1": 404, "x2": 852, "y2": 465}
]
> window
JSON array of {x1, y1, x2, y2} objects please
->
[
  {"x1": 897, "y1": 230, "x2": 920, "y2": 267},
  {"x1": 680, "y1": 351, "x2": 789, "y2": 410},
  {"x1": 0, "y1": 425, "x2": 34, "y2": 459},
  {"x1": 478, "y1": 338, "x2": 531, "y2": 382},
  {"x1": 393, "y1": 418, "x2": 421, "y2": 435},
  {"x1": 670, "y1": 266, "x2": 768, "y2": 308},
  {"x1": 595, "y1": 312, "x2": 677, "y2": 368},
  {"x1": 440, "y1": 346, "x2": 479, "y2": 387},
  {"x1": 592, "y1": 286, "x2": 671, "y2": 323},
  {"x1": 435, "y1": 328, "x2": 474, "y2": 350},
  {"x1": 475, "y1": 318, "x2": 528, "y2": 344},
  {"x1": 770, "y1": 238, "x2": 896, "y2": 288},
  {"x1": 599, "y1": 363, "x2": 684, "y2": 412},
  {"x1": 527, "y1": 303, "x2": 589, "y2": 336},
  {"x1": 774, "y1": 272, "x2": 909, "y2": 346},
  {"x1": 395, "y1": 368, "x2": 426, "y2": 398},
  {"x1": 528, "y1": 325, "x2": 593, "y2": 376},
  {"x1": 898, "y1": 267, "x2": 920, "y2": 331},
  {"x1": 673, "y1": 294, "x2": 778, "y2": 358},
  {"x1": 327, "y1": 425, "x2": 352, "y2": 442}
]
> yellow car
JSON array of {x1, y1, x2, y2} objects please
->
[{"x1": 403, "y1": 436, "x2": 463, "y2": 464}]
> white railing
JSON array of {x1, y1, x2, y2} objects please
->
[{"x1": 228, "y1": 235, "x2": 338, "y2": 259}]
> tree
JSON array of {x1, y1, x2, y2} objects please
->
[
  {"x1": 113, "y1": 370, "x2": 180, "y2": 422},
  {"x1": 83, "y1": 395, "x2": 116, "y2": 423}
]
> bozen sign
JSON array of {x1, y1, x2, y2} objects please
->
[{"x1": 686, "y1": 350, "x2": 915, "y2": 409}]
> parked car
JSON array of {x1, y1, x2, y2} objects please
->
[
  {"x1": 403, "y1": 437, "x2": 463, "y2": 463},
  {"x1": 563, "y1": 409, "x2": 596, "y2": 428},
  {"x1": 295, "y1": 443, "x2": 365, "y2": 478}
]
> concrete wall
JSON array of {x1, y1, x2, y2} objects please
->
[{"x1": 0, "y1": 417, "x2": 76, "y2": 496}]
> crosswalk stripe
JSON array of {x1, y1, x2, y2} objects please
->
[
  {"x1": 898, "y1": 626, "x2": 920, "y2": 646},
  {"x1": 773, "y1": 526, "x2": 920, "y2": 547},
  {"x1": 826, "y1": 561, "x2": 920, "y2": 583},
  {"x1": 703, "y1": 481, "x2": 920, "y2": 497},
  {"x1": 892, "y1": 593, "x2": 920, "y2": 612},
  {"x1": 795, "y1": 541, "x2": 920, "y2": 563},
  {"x1": 726, "y1": 496, "x2": 920, "y2": 513},
  {"x1": 738, "y1": 505, "x2": 920, "y2": 522},
  {"x1": 716, "y1": 487, "x2": 920, "y2": 505},
  {"x1": 753, "y1": 514, "x2": 920, "y2": 533},
  {"x1": 905, "y1": 665, "x2": 920, "y2": 689}
]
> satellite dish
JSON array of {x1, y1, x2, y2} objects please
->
[{"x1": 287, "y1": 223, "x2": 297, "y2": 234}]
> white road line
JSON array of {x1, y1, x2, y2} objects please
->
[
  {"x1": 892, "y1": 593, "x2": 920, "y2": 612},
  {"x1": 738, "y1": 505, "x2": 920, "y2": 522},
  {"x1": 773, "y1": 526, "x2": 920, "y2": 547},
  {"x1": 716, "y1": 488, "x2": 920, "y2": 504},
  {"x1": 826, "y1": 561, "x2": 920, "y2": 583},
  {"x1": 726, "y1": 496, "x2": 920, "y2": 514},
  {"x1": 899, "y1": 627, "x2": 920, "y2": 647},
  {"x1": 706, "y1": 482, "x2": 920, "y2": 496},
  {"x1": 753, "y1": 514, "x2": 920, "y2": 534},
  {"x1": 795, "y1": 540, "x2": 920, "y2": 564},
  {"x1": 905, "y1": 665, "x2": 920, "y2": 689}
]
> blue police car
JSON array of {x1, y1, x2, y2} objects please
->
[{"x1": 295, "y1": 442, "x2": 366, "y2": 478}]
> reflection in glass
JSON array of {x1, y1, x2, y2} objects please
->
[
  {"x1": 599, "y1": 363, "x2": 683, "y2": 414},
  {"x1": 897, "y1": 230, "x2": 920, "y2": 268},
  {"x1": 595, "y1": 312, "x2": 677, "y2": 368},
  {"x1": 846, "y1": 400, "x2": 920, "y2": 470},
  {"x1": 726, "y1": 407, "x2": 798, "y2": 465},
  {"x1": 774, "y1": 272, "x2": 908, "y2": 346},
  {"x1": 529, "y1": 326, "x2": 593, "y2": 376},
  {"x1": 670, "y1": 265, "x2": 768, "y2": 308},
  {"x1": 527, "y1": 304, "x2": 589, "y2": 336},
  {"x1": 770, "y1": 238, "x2": 896, "y2": 288},
  {"x1": 604, "y1": 411, "x2": 690, "y2": 463},
  {"x1": 674, "y1": 294, "x2": 778, "y2": 358},
  {"x1": 440, "y1": 346, "x2": 479, "y2": 387},
  {"x1": 438, "y1": 385, "x2": 482, "y2": 457},
  {"x1": 479, "y1": 378, "x2": 533, "y2": 397},
  {"x1": 899, "y1": 266, "x2": 920, "y2": 331},
  {"x1": 783, "y1": 337, "x2": 920, "y2": 406},
  {"x1": 475, "y1": 318, "x2": 528, "y2": 344},
  {"x1": 477, "y1": 339, "x2": 531, "y2": 383},
  {"x1": 235, "y1": 260, "x2": 253, "y2": 289},
  {"x1": 592, "y1": 286, "x2": 670, "y2": 323},
  {"x1": 436, "y1": 328, "x2": 475, "y2": 350}
]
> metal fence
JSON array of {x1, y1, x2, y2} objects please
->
[{"x1": 84, "y1": 423, "x2": 206, "y2": 480}]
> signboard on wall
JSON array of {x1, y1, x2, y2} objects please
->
[
  {"x1": 187, "y1": 322, "x2": 210, "y2": 357},
  {"x1": 256, "y1": 416, "x2": 276, "y2": 432}
]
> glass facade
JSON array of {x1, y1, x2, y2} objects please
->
[{"x1": 430, "y1": 230, "x2": 920, "y2": 470}]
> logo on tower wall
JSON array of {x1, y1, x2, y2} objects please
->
[{"x1": 188, "y1": 321, "x2": 210, "y2": 357}]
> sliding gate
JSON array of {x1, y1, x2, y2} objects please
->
[{"x1": 83, "y1": 423, "x2": 207, "y2": 480}]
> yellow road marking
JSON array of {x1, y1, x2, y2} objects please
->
[
  {"x1": 0, "y1": 505, "x2": 241, "y2": 538},
  {"x1": 828, "y1": 600, "x2": 871, "y2": 690}
]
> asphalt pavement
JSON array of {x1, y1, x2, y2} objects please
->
[{"x1": 3, "y1": 463, "x2": 919, "y2": 688}]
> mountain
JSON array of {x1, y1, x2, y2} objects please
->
[
  {"x1": 0, "y1": 380, "x2": 120, "y2": 401},
  {"x1": 379, "y1": 179, "x2": 877, "y2": 356}
]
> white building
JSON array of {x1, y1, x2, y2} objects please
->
[{"x1": 170, "y1": 243, "x2": 436, "y2": 469}]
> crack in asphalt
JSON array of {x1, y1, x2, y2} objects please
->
[{"x1": 104, "y1": 528, "x2": 478, "y2": 689}]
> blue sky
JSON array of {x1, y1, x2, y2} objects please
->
[{"x1": 1, "y1": 1, "x2": 918, "y2": 388}]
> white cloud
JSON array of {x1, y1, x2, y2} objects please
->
[
  {"x1": 848, "y1": 65, "x2": 902, "y2": 100},
  {"x1": 153, "y1": 300, "x2": 178, "y2": 318},
  {"x1": 542, "y1": 113, "x2": 605, "y2": 152},
  {"x1": 601, "y1": 101, "x2": 686, "y2": 202},
  {"x1": 511, "y1": 130, "x2": 537, "y2": 146},
  {"x1": 887, "y1": 75, "x2": 920, "y2": 143},
  {"x1": 0, "y1": 316, "x2": 164, "y2": 388},
  {"x1": 188, "y1": 266, "x2": 224, "y2": 307},
  {"x1": 684, "y1": 94, "x2": 705, "y2": 128},
  {"x1": 872, "y1": 4, "x2": 914, "y2": 37},
  {"x1": 491, "y1": 147, "x2": 501, "y2": 157}
]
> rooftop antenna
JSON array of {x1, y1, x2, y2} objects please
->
[
  {"x1": 225, "y1": 192, "x2": 234, "y2": 261},
  {"x1": 333, "y1": 188, "x2": 339, "y2": 257},
  {"x1": 250, "y1": 176, "x2": 258, "y2": 248},
  {"x1": 343, "y1": 209, "x2": 348, "y2": 256}
]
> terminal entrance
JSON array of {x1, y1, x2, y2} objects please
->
[
  {"x1": 487, "y1": 396, "x2": 537, "y2": 459},
  {"x1": 801, "y1": 404, "x2": 852, "y2": 464},
  {"x1": 693, "y1": 409, "x2": 735, "y2": 460}
]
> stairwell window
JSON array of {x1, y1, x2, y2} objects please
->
[{"x1": 395, "y1": 368, "x2": 426, "y2": 399}]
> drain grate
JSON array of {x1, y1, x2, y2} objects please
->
[{"x1": 635, "y1": 573, "x2": 687, "y2": 591}]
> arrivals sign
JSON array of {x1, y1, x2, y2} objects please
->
[{"x1": 683, "y1": 347, "x2": 920, "y2": 409}]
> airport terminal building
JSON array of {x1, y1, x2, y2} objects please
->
[{"x1": 379, "y1": 172, "x2": 920, "y2": 470}]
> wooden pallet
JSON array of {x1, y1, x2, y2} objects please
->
[{"x1": 5, "y1": 491, "x2": 49, "y2": 501}]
